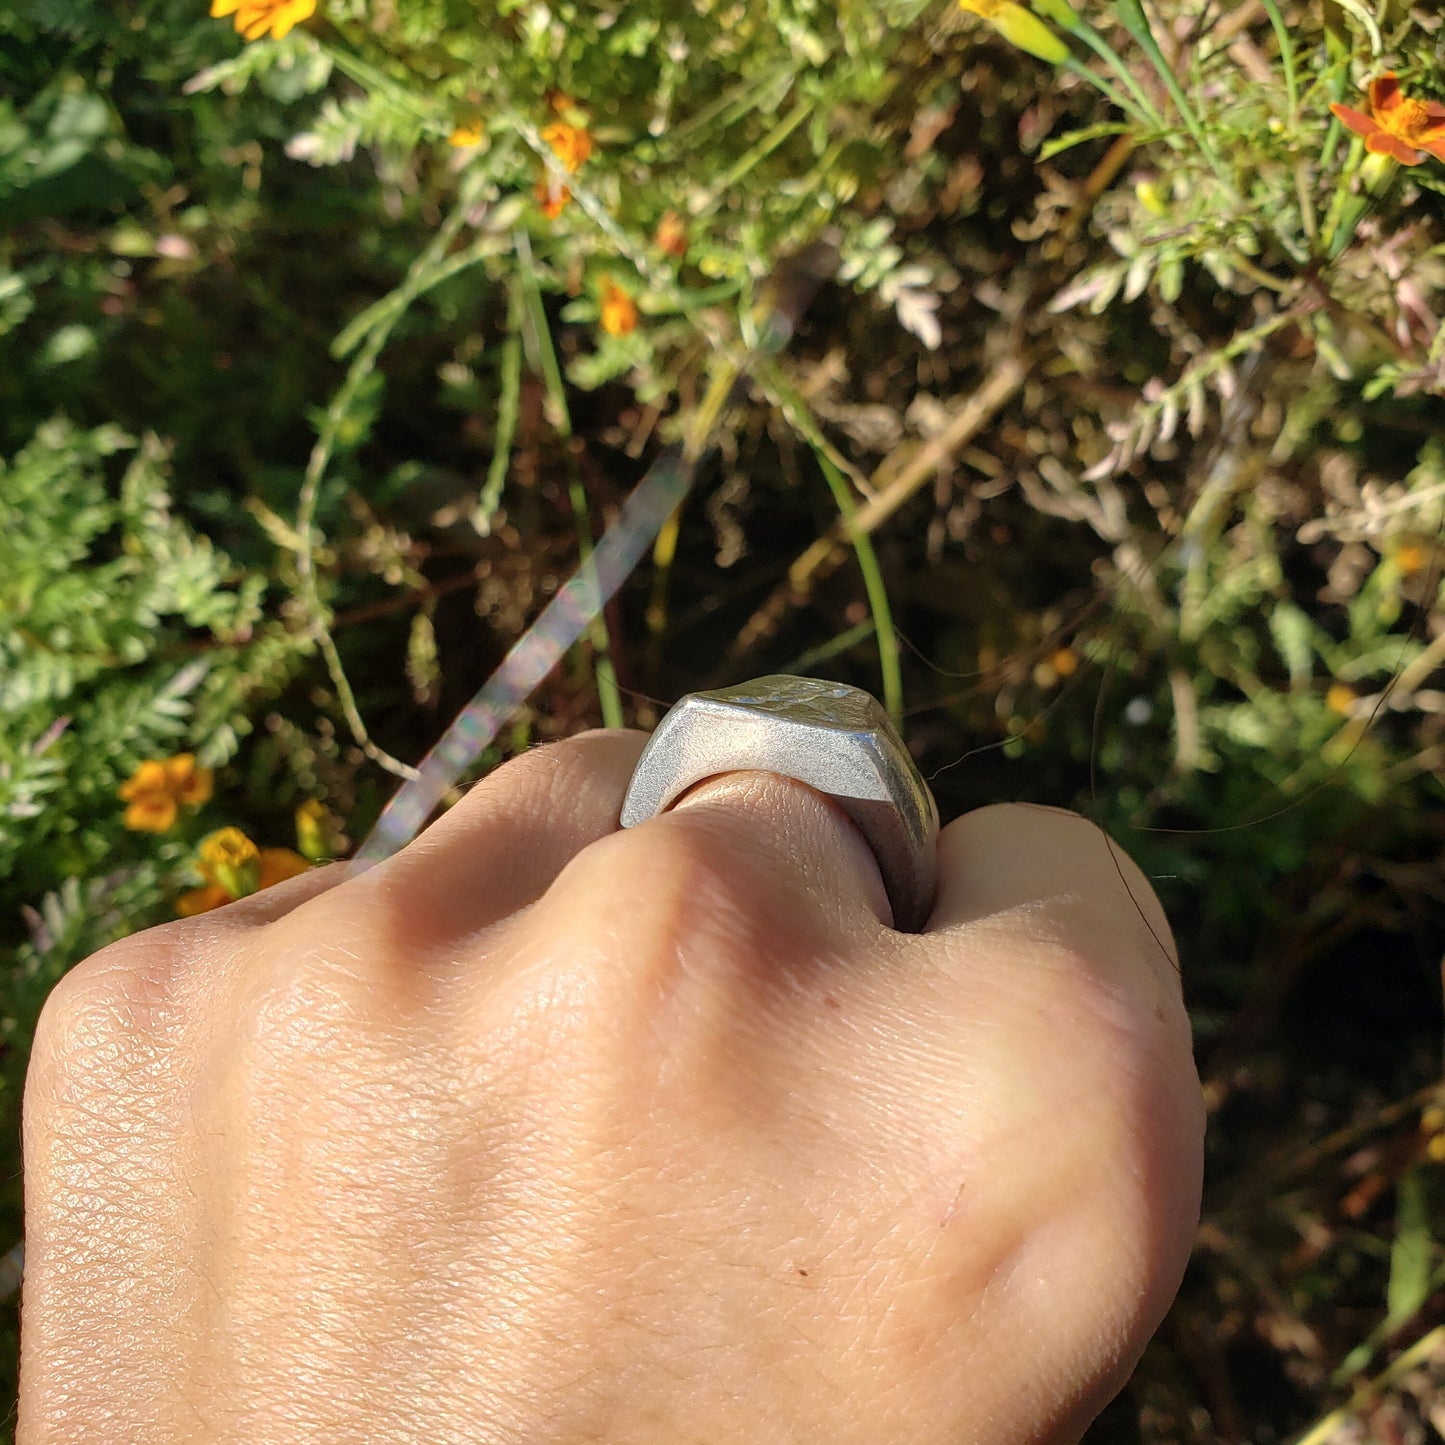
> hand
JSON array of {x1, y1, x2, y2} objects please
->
[{"x1": 21, "y1": 730, "x2": 1203, "y2": 1444}]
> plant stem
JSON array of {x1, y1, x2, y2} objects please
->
[
  {"x1": 1111, "y1": 0, "x2": 1236, "y2": 193},
  {"x1": 812, "y1": 447, "x2": 904, "y2": 725},
  {"x1": 1059, "y1": 20, "x2": 1169, "y2": 134},
  {"x1": 514, "y1": 231, "x2": 623, "y2": 730},
  {"x1": 1258, "y1": 0, "x2": 1298, "y2": 130},
  {"x1": 476, "y1": 286, "x2": 524, "y2": 533}
]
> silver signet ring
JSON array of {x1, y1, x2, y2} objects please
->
[{"x1": 619, "y1": 675, "x2": 939, "y2": 932}]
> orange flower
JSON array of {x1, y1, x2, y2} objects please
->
[
  {"x1": 542, "y1": 121, "x2": 593, "y2": 175},
  {"x1": 1395, "y1": 541, "x2": 1430, "y2": 576},
  {"x1": 654, "y1": 211, "x2": 687, "y2": 258},
  {"x1": 599, "y1": 280, "x2": 638, "y2": 337},
  {"x1": 534, "y1": 176, "x2": 572, "y2": 218},
  {"x1": 209, "y1": 0, "x2": 316, "y2": 42},
  {"x1": 118, "y1": 753, "x2": 213, "y2": 833},
  {"x1": 1330, "y1": 73, "x2": 1445, "y2": 167},
  {"x1": 178, "y1": 827, "x2": 311, "y2": 916}
]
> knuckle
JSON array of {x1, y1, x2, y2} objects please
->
[
  {"x1": 489, "y1": 729, "x2": 643, "y2": 808},
  {"x1": 589, "y1": 812, "x2": 764, "y2": 934},
  {"x1": 544, "y1": 812, "x2": 776, "y2": 1000},
  {"x1": 34, "y1": 936, "x2": 154, "y2": 1044},
  {"x1": 29, "y1": 946, "x2": 168, "y2": 1105},
  {"x1": 27, "y1": 918, "x2": 221, "y2": 1099}
]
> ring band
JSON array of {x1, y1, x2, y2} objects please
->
[{"x1": 620, "y1": 675, "x2": 939, "y2": 931}]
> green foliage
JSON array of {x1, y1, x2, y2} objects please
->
[{"x1": 0, "y1": 419, "x2": 308, "y2": 902}]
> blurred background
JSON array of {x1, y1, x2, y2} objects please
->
[{"x1": 2, "y1": 0, "x2": 1443, "y2": 1437}]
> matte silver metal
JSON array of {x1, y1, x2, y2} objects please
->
[{"x1": 620, "y1": 675, "x2": 939, "y2": 931}]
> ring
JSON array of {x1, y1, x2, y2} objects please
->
[{"x1": 620, "y1": 675, "x2": 939, "y2": 931}]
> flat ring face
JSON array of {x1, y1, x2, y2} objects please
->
[{"x1": 620, "y1": 675, "x2": 939, "y2": 932}]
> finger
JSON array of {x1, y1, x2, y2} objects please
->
[
  {"x1": 653, "y1": 769, "x2": 892, "y2": 928},
  {"x1": 355, "y1": 729, "x2": 648, "y2": 941},
  {"x1": 857, "y1": 803, "x2": 1201, "y2": 1435},
  {"x1": 537, "y1": 767, "x2": 893, "y2": 985},
  {"x1": 927, "y1": 801, "x2": 1180, "y2": 987}
]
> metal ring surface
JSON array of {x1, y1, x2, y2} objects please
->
[{"x1": 620, "y1": 675, "x2": 939, "y2": 931}]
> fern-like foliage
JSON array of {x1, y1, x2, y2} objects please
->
[{"x1": 0, "y1": 418, "x2": 309, "y2": 904}]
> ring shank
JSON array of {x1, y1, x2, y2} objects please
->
[{"x1": 620, "y1": 681, "x2": 938, "y2": 931}]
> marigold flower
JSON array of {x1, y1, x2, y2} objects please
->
[
  {"x1": 654, "y1": 211, "x2": 688, "y2": 259},
  {"x1": 118, "y1": 753, "x2": 214, "y2": 833},
  {"x1": 1326, "y1": 682, "x2": 1357, "y2": 717},
  {"x1": 534, "y1": 177, "x2": 572, "y2": 218},
  {"x1": 599, "y1": 280, "x2": 638, "y2": 338},
  {"x1": 448, "y1": 120, "x2": 485, "y2": 148},
  {"x1": 1394, "y1": 542, "x2": 1431, "y2": 577},
  {"x1": 1423, "y1": 1103, "x2": 1445, "y2": 1162},
  {"x1": 295, "y1": 799, "x2": 344, "y2": 862},
  {"x1": 957, "y1": 0, "x2": 1069, "y2": 64},
  {"x1": 542, "y1": 121, "x2": 593, "y2": 175},
  {"x1": 209, "y1": 0, "x2": 316, "y2": 42},
  {"x1": 1330, "y1": 73, "x2": 1445, "y2": 167},
  {"x1": 178, "y1": 827, "x2": 310, "y2": 916}
]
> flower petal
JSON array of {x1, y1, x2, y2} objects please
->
[
  {"x1": 178, "y1": 770, "x2": 214, "y2": 806},
  {"x1": 1329, "y1": 103, "x2": 1379, "y2": 142},
  {"x1": 989, "y1": 3, "x2": 1069, "y2": 63},
  {"x1": 1369, "y1": 73, "x2": 1404, "y2": 117},
  {"x1": 163, "y1": 753, "x2": 195, "y2": 785},
  {"x1": 258, "y1": 848, "x2": 312, "y2": 889},
  {"x1": 1365, "y1": 131, "x2": 1422, "y2": 165},
  {"x1": 118, "y1": 760, "x2": 168, "y2": 801},
  {"x1": 177, "y1": 885, "x2": 230, "y2": 917},
  {"x1": 124, "y1": 795, "x2": 178, "y2": 833},
  {"x1": 210, "y1": 0, "x2": 241, "y2": 14}
]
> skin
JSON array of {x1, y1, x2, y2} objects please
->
[{"x1": 20, "y1": 729, "x2": 1204, "y2": 1444}]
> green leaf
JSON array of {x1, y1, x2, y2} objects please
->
[
  {"x1": 1267, "y1": 601, "x2": 1315, "y2": 687},
  {"x1": 1386, "y1": 1171, "x2": 1432, "y2": 1328}
]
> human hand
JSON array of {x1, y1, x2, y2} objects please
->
[{"x1": 21, "y1": 730, "x2": 1203, "y2": 1443}]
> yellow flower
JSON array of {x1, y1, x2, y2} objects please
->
[
  {"x1": 295, "y1": 799, "x2": 344, "y2": 862},
  {"x1": 542, "y1": 121, "x2": 593, "y2": 175},
  {"x1": 1424, "y1": 1104, "x2": 1445, "y2": 1163},
  {"x1": 448, "y1": 120, "x2": 485, "y2": 148},
  {"x1": 1050, "y1": 647, "x2": 1079, "y2": 678},
  {"x1": 599, "y1": 280, "x2": 638, "y2": 338},
  {"x1": 178, "y1": 827, "x2": 311, "y2": 917},
  {"x1": 118, "y1": 754, "x2": 213, "y2": 833},
  {"x1": 210, "y1": 0, "x2": 316, "y2": 42},
  {"x1": 1326, "y1": 682, "x2": 1357, "y2": 717},
  {"x1": 957, "y1": 0, "x2": 1069, "y2": 64}
]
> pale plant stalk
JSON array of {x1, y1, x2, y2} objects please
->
[{"x1": 514, "y1": 230, "x2": 623, "y2": 730}]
